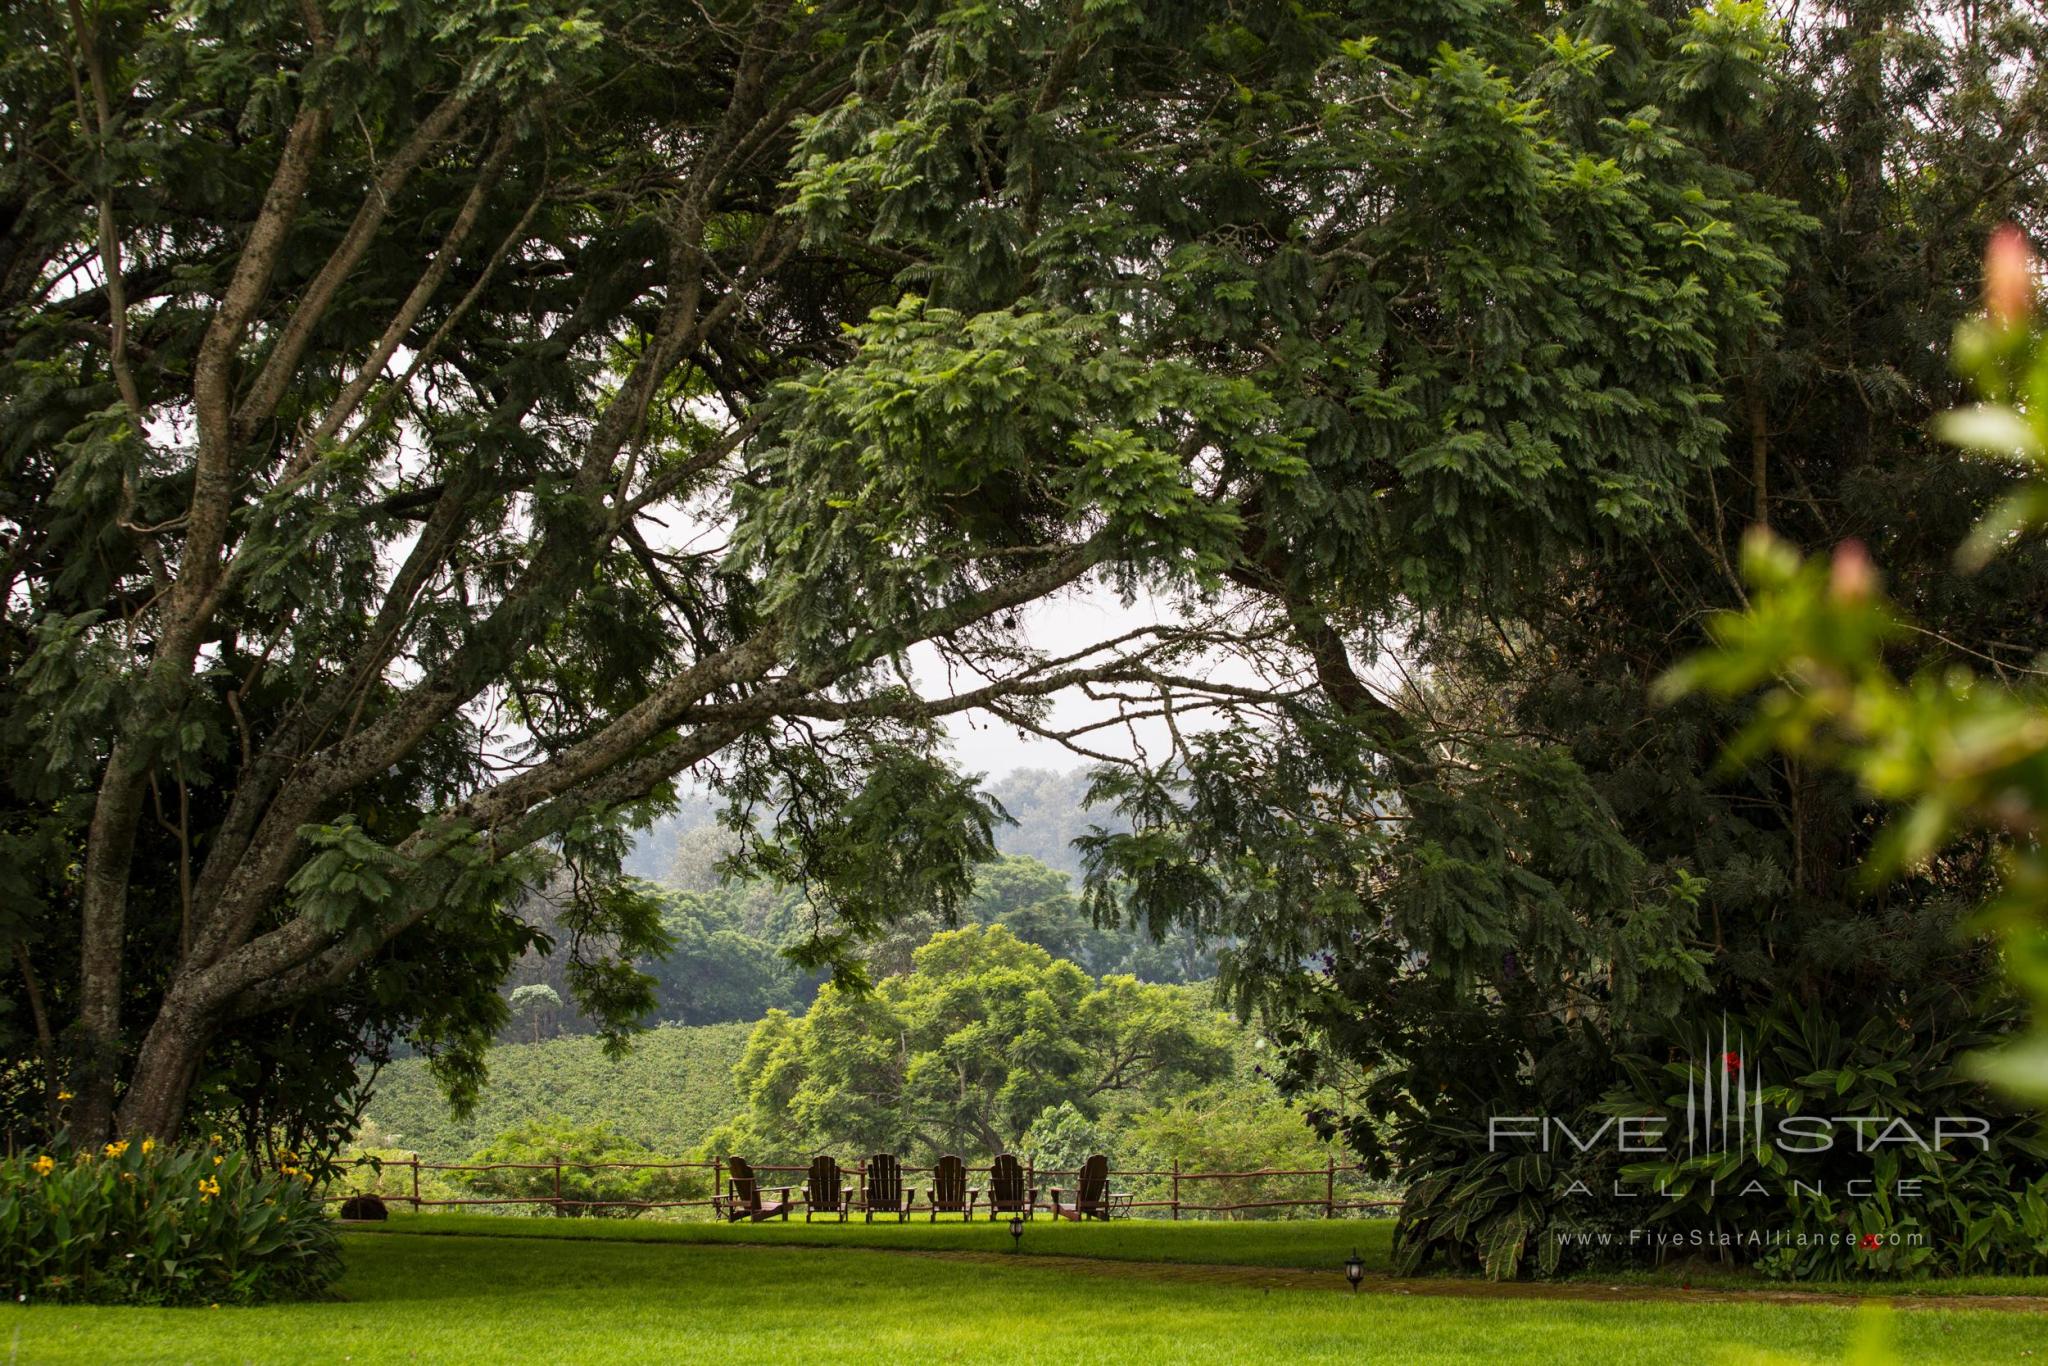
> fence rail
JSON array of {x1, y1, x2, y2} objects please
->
[{"x1": 324, "y1": 1154, "x2": 1400, "y2": 1220}]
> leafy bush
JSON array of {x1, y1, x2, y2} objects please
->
[
  {"x1": 460, "y1": 1122, "x2": 706, "y2": 1216},
  {"x1": 1616, "y1": 1000, "x2": 2048, "y2": 1281},
  {"x1": 0, "y1": 1137, "x2": 339, "y2": 1304},
  {"x1": 1387, "y1": 997, "x2": 2048, "y2": 1280}
]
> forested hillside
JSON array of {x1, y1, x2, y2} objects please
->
[
  {"x1": 505, "y1": 769, "x2": 1197, "y2": 1041},
  {"x1": 624, "y1": 768, "x2": 1116, "y2": 880}
]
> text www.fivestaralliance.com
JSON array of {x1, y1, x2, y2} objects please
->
[{"x1": 1554, "y1": 1229, "x2": 1929, "y2": 1250}]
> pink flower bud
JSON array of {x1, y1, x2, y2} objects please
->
[
  {"x1": 1829, "y1": 539, "x2": 1877, "y2": 603},
  {"x1": 1986, "y1": 223, "x2": 2035, "y2": 327}
]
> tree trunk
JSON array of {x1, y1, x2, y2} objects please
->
[
  {"x1": 72, "y1": 738, "x2": 153, "y2": 1143},
  {"x1": 115, "y1": 992, "x2": 213, "y2": 1139}
]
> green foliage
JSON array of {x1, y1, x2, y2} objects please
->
[
  {"x1": 4, "y1": 0, "x2": 1808, "y2": 1150},
  {"x1": 709, "y1": 926, "x2": 1234, "y2": 1162},
  {"x1": 361, "y1": 1022, "x2": 754, "y2": 1161},
  {"x1": 0, "y1": 1138, "x2": 338, "y2": 1305},
  {"x1": 1121, "y1": 1085, "x2": 1374, "y2": 1220},
  {"x1": 1617, "y1": 999, "x2": 2048, "y2": 1279},
  {"x1": 459, "y1": 1122, "x2": 704, "y2": 1217},
  {"x1": 1669, "y1": 228, "x2": 2048, "y2": 1103},
  {"x1": 641, "y1": 890, "x2": 807, "y2": 1026},
  {"x1": 862, "y1": 855, "x2": 1220, "y2": 984},
  {"x1": 1056, "y1": 2, "x2": 2048, "y2": 1283}
]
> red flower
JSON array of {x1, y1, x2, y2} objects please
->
[
  {"x1": 1721, "y1": 1051, "x2": 1742, "y2": 1072},
  {"x1": 1859, "y1": 1233, "x2": 1882, "y2": 1251}
]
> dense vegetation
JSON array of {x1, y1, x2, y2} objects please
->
[
  {"x1": 359, "y1": 1022, "x2": 754, "y2": 1160},
  {"x1": 354, "y1": 928, "x2": 1369, "y2": 1218},
  {"x1": 5, "y1": 0, "x2": 2044, "y2": 1304},
  {"x1": 2, "y1": 0, "x2": 1788, "y2": 1160},
  {"x1": 0, "y1": 1137, "x2": 337, "y2": 1305},
  {"x1": 496, "y1": 842, "x2": 1218, "y2": 1043},
  {"x1": 1070, "y1": 0, "x2": 2048, "y2": 1281}
]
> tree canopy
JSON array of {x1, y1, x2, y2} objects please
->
[
  {"x1": 707, "y1": 924, "x2": 1234, "y2": 1160},
  {"x1": 1065, "y1": 0, "x2": 2048, "y2": 1279},
  {"x1": 2, "y1": 0, "x2": 1791, "y2": 1146}
]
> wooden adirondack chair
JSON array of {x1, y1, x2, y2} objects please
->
[
  {"x1": 802, "y1": 1154, "x2": 852, "y2": 1223},
  {"x1": 713, "y1": 1156, "x2": 793, "y2": 1223},
  {"x1": 925, "y1": 1154, "x2": 978, "y2": 1222},
  {"x1": 985, "y1": 1152, "x2": 1035, "y2": 1221},
  {"x1": 1048, "y1": 1153, "x2": 1125, "y2": 1222},
  {"x1": 851, "y1": 1153, "x2": 914, "y2": 1222}
]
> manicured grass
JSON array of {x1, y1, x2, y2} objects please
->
[
  {"x1": 353, "y1": 1207, "x2": 1402, "y2": 1271},
  {"x1": 356, "y1": 1211, "x2": 2048, "y2": 1300},
  {"x1": 3, "y1": 1231, "x2": 2039, "y2": 1365}
]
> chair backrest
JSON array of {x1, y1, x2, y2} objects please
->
[
  {"x1": 933, "y1": 1154, "x2": 967, "y2": 1207},
  {"x1": 1077, "y1": 1153, "x2": 1108, "y2": 1206},
  {"x1": 988, "y1": 1153, "x2": 1024, "y2": 1207},
  {"x1": 727, "y1": 1156, "x2": 760, "y2": 1210},
  {"x1": 866, "y1": 1153, "x2": 903, "y2": 1204},
  {"x1": 808, "y1": 1154, "x2": 843, "y2": 1209}
]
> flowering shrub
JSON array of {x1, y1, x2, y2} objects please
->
[{"x1": 0, "y1": 1136, "x2": 340, "y2": 1304}]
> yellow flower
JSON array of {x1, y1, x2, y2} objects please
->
[
  {"x1": 31, "y1": 1155, "x2": 53, "y2": 1176},
  {"x1": 102, "y1": 1141, "x2": 128, "y2": 1159},
  {"x1": 140, "y1": 1138, "x2": 156, "y2": 1156},
  {"x1": 197, "y1": 1176, "x2": 221, "y2": 1199},
  {"x1": 212, "y1": 1155, "x2": 223, "y2": 1167},
  {"x1": 55, "y1": 1091, "x2": 72, "y2": 1102}
]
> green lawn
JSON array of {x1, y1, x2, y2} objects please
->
[
  {"x1": 349, "y1": 1207, "x2": 1402, "y2": 1270},
  {"x1": 346, "y1": 1210, "x2": 2048, "y2": 1299},
  {"x1": 3, "y1": 1229, "x2": 2041, "y2": 1364}
]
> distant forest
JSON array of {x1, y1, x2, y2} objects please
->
[{"x1": 499, "y1": 768, "x2": 1216, "y2": 1040}]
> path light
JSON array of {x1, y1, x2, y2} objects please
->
[
  {"x1": 1009, "y1": 1215, "x2": 1024, "y2": 1253},
  {"x1": 1344, "y1": 1248, "x2": 1364, "y2": 1292}
]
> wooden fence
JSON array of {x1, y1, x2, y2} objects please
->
[{"x1": 325, "y1": 1154, "x2": 1400, "y2": 1219}]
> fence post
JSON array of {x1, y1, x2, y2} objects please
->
[
  {"x1": 553, "y1": 1154, "x2": 563, "y2": 1212},
  {"x1": 412, "y1": 1156, "x2": 421, "y2": 1211},
  {"x1": 1325, "y1": 1156, "x2": 1335, "y2": 1219},
  {"x1": 1171, "y1": 1158, "x2": 1180, "y2": 1222},
  {"x1": 1026, "y1": 1156, "x2": 1034, "y2": 1213}
]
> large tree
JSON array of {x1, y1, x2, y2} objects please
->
[
  {"x1": 1074, "y1": 1, "x2": 2048, "y2": 1275},
  {"x1": 710, "y1": 924, "x2": 1233, "y2": 1159},
  {"x1": 1, "y1": 0, "x2": 1785, "y2": 1143}
]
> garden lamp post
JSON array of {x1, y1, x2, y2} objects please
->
[
  {"x1": 1009, "y1": 1216, "x2": 1024, "y2": 1253},
  {"x1": 1344, "y1": 1249, "x2": 1364, "y2": 1292}
]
